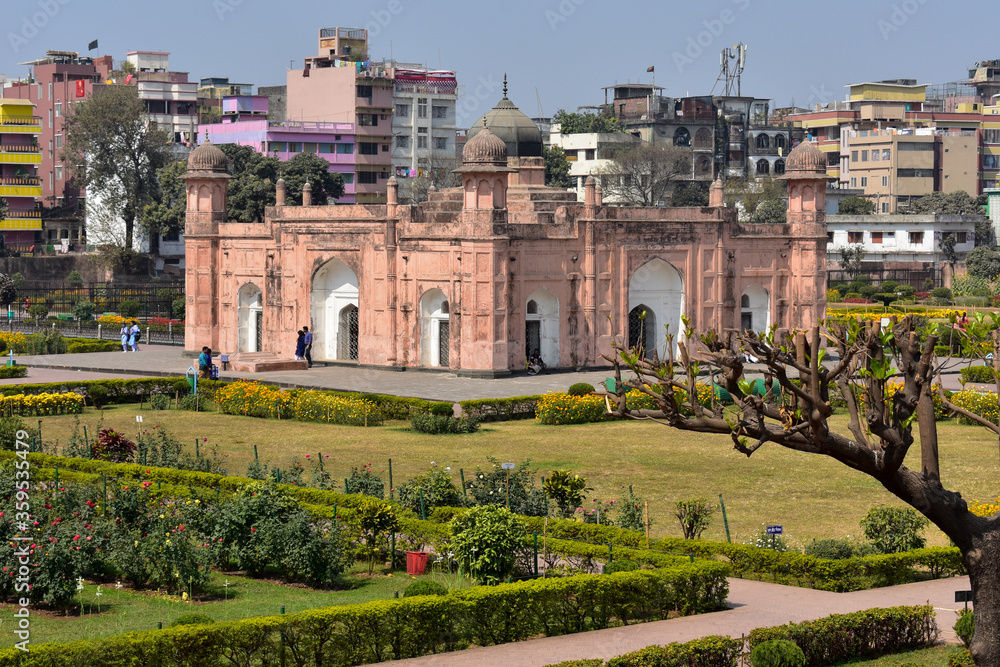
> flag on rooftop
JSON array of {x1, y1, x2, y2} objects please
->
[
  {"x1": 88, "y1": 39, "x2": 98, "y2": 51},
  {"x1": 646, "y1": 66, "x2": 654, "y2": 72}
]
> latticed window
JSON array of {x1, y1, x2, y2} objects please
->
[{"x1": 628, "y1": 306, "x2": 655, "y2": 358}]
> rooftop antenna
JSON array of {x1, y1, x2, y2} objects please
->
[
  {"x1": 535, "y1": 86, "x2": 544, "y2": 118},
  {"x1": 711, "y1": 43, "x2": 747, "y2": 96}
]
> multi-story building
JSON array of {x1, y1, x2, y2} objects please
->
[
  {"x1": 388, "y1": 65, "x2": 457, "y2": 198},
  {"x1": 7, "y1": 50, "x2": 113, "y2": 243},
  {"x1": 548, "y1": 124, "x2": 639, "y2": 199},
  {"x1": 0, "y1": 99, "x2": 41, "y2": 247},
  {"x1": 199, "y1": 96, "x2": 359, "y2": 203},
  {"x1": 197, "y1": 77, "x2": 254, "y2": 125},
  {"x1": 982, "y1": 101, "x2": 1000, "y2": 190},
  {"x1": 125, "y1": 51, "x2": 198, "y2": 149},
  {"x1": 286, "y1": 27, "x2": 393, "y2": 203}
]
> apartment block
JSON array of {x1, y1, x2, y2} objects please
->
[
  {"x1": 0, "y1": 99, "x2": 41, "y2": 246},
  {"x1": 124, "y1": 51, "x2": 198, "y2": 148},
  {"x1": 389, "y1": 65, "x2": 457, "y2": 195}
]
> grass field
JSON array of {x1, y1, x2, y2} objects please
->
[
  {"x1": 34, "y1": 405, "x2": 1000, "y2": 546},
  {"x1": 831, "y1": 644, "x2": 965, "y2": 666},
  {"x1": 5, "y1": 565, "x2": 471, "y2": 646}
]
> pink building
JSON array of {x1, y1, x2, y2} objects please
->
[{"x1": 184, "y1": 134, "x2": 828, "y2": 376}]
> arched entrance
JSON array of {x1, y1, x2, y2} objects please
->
[
  {"x1": 628, "y1": 258, "x2": 684, "y2": 357},
  {"x1": 525, "y1": 288, "x2": 559, "y2": 369},
  {"x1": 628, "y1": 304, "x2": 656, "y2": 357},
  {"x1": 237, "y1": 283, "x2": 263, "y2": 353},
  {"x1": 311, "y1": 258, "x2": 359, "y2": 361},
  {"x1": 419, "y1": 289, "x2": 450, "y2": 368},
  {"x1": 740, "y1": 284, "x2": 770, "y2": 333}
]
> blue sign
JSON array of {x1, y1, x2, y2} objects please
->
[{"x1": 765, "y1": 525, "x2": 783, "y2": 535}]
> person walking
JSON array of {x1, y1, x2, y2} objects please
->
[
  {"x1": 120, "y1": 323, "x2": 130, "y2": 353},
  {"x1": 302, "y1": 325, "x2": 313, "y2": 368},
  {"x1": 294, "y1": 330, "x2": 306, "y2": 361},
  {"x1": 198, "y1": 346, "x2": 212, "y2": 379},
  {"x1": 129, "y1": 320, "x2": 141, "y2": 352}
]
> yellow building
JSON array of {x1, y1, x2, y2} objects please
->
[{"x1": 0, "y1": 99, "x2": 41, "y2": 245}]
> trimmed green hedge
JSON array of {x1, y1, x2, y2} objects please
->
[
  {"x1": 460, "y1": 395, "x2": 540, "y2": 422},
  {"x1": 0, "y1": 365, "x2": 26, "y2": 379},
  {"x1": 65, "y1": 338, "x2": 123, "y2": 354},
  {"x1": 959, "y1": 365, "x2": 996, "y2": 384},
  {"x1": 0, "y1": 377, "x2": 197, "y2": 402},
  {"x1": 747, "y1": 605, "x2": 938, "y2": 665},
  {"x1": 0, "y1": 565, "x2": 728, "y2": 666},
  {"x1": 606, "y1": 636, "x2": 742, "y2": 667}
]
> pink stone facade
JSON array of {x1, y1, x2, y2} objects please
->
[{"x1": 185, "y1": 140, "x2": 828, "y2": 376}]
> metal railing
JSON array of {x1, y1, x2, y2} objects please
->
[{"x1": 4, "y1": 315, "x2": 186, "y2": 346}]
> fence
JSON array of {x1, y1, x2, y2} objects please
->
[
  {"x1": 14, "y1": 282, "x2": 184, "y2": 318},
  {"x1": 827, "y1": 268, "x2": 940, "y2": 289},
  {"x1": 4, "y1": 314, "x2": 186, "y2": 346}
]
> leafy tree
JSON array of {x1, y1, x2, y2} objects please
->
[
  {"x1": 674, "y1": 498, "x2": 715, "y2": 539},
  {"x1": 595, "y1": 143, "x2": 692, "y2": 206},
  {"x1": 62, "y1": 84, "x2": 171, "y2": 251},
  {"x1": 940, "y1": 233, "x2": 958, "y2": 268},
  {"x1": 398, "y1": 466, "x2": 463, "y2": 513},
  {"x1": 543, "y1": 146, "x2": 572, "y2": 189},
  {"x1": 553, "y1": 109, "x2": 623, "y2": 135},
  {"x1": 672, "y1": 182, "x2": 709, "y2": 207},
  {"x1": 966, "y1": 246, "x2": 1000, "y2": 280},
  {"x1": 450, "y1": 504, "x2": 526, "y2": 584},
  {"x1": 281, "y1": 152, "x2": 345, "y2": 206},
  {"x1": 0, "y1": 274, "x2": 15, "y2": 307},
  {"x1": 724, "y1": 177, "x2": 787, "y2": 224},
  {"x1": 218, "y1": 144, "x2": 278, "y2": 223},
  {"x1": 66, "y1": 270, "x2": 84, "y2": 288},
  {"x1": 838, "y1": 196, "x2": 876, "y2": 215},
  {"x1": 839, "y1": 244, "x2": 867, "y2": 279},
  {"x1": 542, "y1": 470, "x2": 591, "y2": 518},
  {"x1": 607, "y1": 313, "x2": 1000, "y2": 665},
  {"x1": 466, "y1": 458, "x2": 548, "y2": 516},
  {"x1": 352, "y1": 497, "x2": 399, "y2": 574},
  {"x1": 860, "y1": 505, "x2": 928, "y2": 554},
  {"x1": 904, "y1": 190, "x2": 982, "y2": 216},
  {"x1": 140, "y1": 160, "x2": 187, "y2": 255}
]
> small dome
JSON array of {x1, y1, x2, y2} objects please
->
[
  {"x1": 785, "y1": 140, "x2": 826, "y2": 174},
  {"x1": 188, "y1": 140, "x2": 229, "y2": 173},
  {"x1": 465, "y1": 75, "x2": 543, "y2": 158},
  {"x1": 463, "y1": 126, "x2": 508, "y2": 164}
]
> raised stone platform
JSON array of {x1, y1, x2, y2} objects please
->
[{"x1": 228, "y1": 353, "x2": 307, "y2": 373}]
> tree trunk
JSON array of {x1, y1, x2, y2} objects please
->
[{"x1": 967, "y1": 528, "x2": 1000, "y2": 666}]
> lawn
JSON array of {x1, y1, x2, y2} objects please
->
[
  {"x1": 832, "y1": 644, "x2": 966, "y2": 666},
  {"x1": 8, "y1": 565, "x2": 471, "y2": 646},
  {"x1": 34, "y1": 406, "x2": 1000, "y2": 546}
]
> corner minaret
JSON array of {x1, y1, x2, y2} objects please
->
[
  {"x1": 183, "y1": 140, "x2": 232, "y2": 354},
  {"x1": 453, "y1": 121, "x2": 516, "y2": 214}
]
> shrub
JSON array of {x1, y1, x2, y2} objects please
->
[
  {"x1": 615, "y1": 490, "x2": 652, "y2": 532},
  {"x1": 861, "y1": 506, "x2": 928, "y2": 554},
  {"x1": 950, "y1": 389, "x2": 999, "y2": 425},
  {"x1": 897, "y1": 284, "x2": 917, "y2": 298},
  {"x1": 0, "y1": 415, "x2": 28, "y2": 451},
  {"x1": 428, "y1": 401, "x2": 454, "y2": 416},
  {"x1": 466, "y1": 458, "x2": 548, "y2": 516},
  {"x1": 675, "y1": 498, "x2": 715, "y2": 540},
  {"x1": 398, "y1": 466, "x2": 463, "y2": 514},
  {"x1": 0, "y1": 366, "x2": 26, "y2": 379},
  {"x1": 403, "y1": 580, "x2": 448, "y2": 597},
  {"x1": 172, "y1": 297, "x2": 186, "y2": 320},
  {"x1": 72, "y1": 299, "x2": 95, "y2": 321},
  {"x1": 954, "y1": 609, "x2": 974, "y2": 648},
  {"x1": 544, "y1": 470, "x2": 591, "y2": 518},
  {"x1": 178, "y1": 394, "x2": 207, "y2": 411},
  {"x1": 931, "y1": 287, "x2": 953, "y2": 301},
  {"x1": 173, "y1": 379, "x2": 191, "y2": 394},
  {"x1": 858, "y1": 284, "x2": 877, "y2": 298},
  {"x1": 750, "y1": 639, "x2": 806, "y2": 667},
  {"x1": 827, "y1": 288, "x2": 842, "y2": 303},
  {"x1": 216, "y1": 381, "x2": 292, "y2": 419},
  {"x1": 603, "y1": 560, "x2": 639, "y2": 574},
  {"x1": 118, "y1": 299, "x2": 142, "y2": 317},
  {"x1": 344, "y1": 462, "x2": 385, "y2": 498},
  {"x1": 93, "y1": 428, "x2": 136, "y2": 462},
  {"x1": 0, "y1": 391, "x2": 84, "y2": 416},
  {"x1": 960, "y1": 365, "x2": 995, "y2": 384},
  {"x1": 88, "y1": 384, "x2": 108, "y2": 409},
  {"x1": 27, "y1": 303, "x2": 49, "y2": 319},
  {"x1": 150, "y1": 394, "x2": 170, "y2": 410},
  {"x1": 949, "y1": 649, "x2": 975, "y2": 666},
  {"x1": 459, "y1": 396, "x2": 539, "y2": 422},
  {"x1": 804, "y1": 538, "x2": 855, "y2": 560},
  {"x1": 568, "y1": 382, "x2": 596, "y2": 396},
  {"x1": 451, "y1": 504, "x2": 526, "y2": 584},
  {"x1": 606, "y1": 636, "x2": 742, "y2": 667},
  {"x1": 67, "y1": 340, "x2": 121, "y2": 354},
  {"x1": 352, "y1": 497, "x2": 399, "y2": 574},
  {"x1": 170, "y1": 613, "x2": 215, "y2": 627},
  {"x1": 935, "y1": 345, "x2": 952, "y2": 357},
  {"x1": 294, "y1": 390, "x2": 383, "y2": 426},
  {"x1": 410, "y1": 413, "x2": 480, "y2": 434},
  {"x1": 66, "y1": 270, "x2": 84, "y2": 287},
  {"x1": 536, "y1": 392, "x2": 610, "y2": 425}
]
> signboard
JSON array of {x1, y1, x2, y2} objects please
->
[
  {"x1": 955, "y1": 590, "x2": 973, "y2": 603},
  {"x1": 765, "y1": 525, "x2": 783, "y2": 535},
  {"x1": 501, "y1": 463, "x2": 515, "y2": 470}
]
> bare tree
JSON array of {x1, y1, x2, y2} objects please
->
[
  {"x1": 608, "y1": 314, "x2": 999, "y2": 665},
  {"x1": 595, "y1": 143, "x2": 692, "y2": 206}
]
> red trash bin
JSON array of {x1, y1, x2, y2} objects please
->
[{"x1": 406, "y1": 551, "x2": 429, "y2": 575}]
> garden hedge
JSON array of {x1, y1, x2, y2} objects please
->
[
  {"x1": 0, "y1": 366, "x2": 26, "y2": 379},
  {"x1": 0, "y1": 565, "x2": 728, "y2": 667},
  {"x1": 459, "y1": 395, "x2": 540, "y2": 422}
]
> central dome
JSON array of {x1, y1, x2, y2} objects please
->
[{"x1": 465, "y1": 75, "x2": 543, "y2": 158}]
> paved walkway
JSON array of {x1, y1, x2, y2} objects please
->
[
  {"x1": 381, "y1": 576, "x2": 970, "y2": 666},
  {"x1": 13, "y1": 345, "x2": 626, "y2": 402}
]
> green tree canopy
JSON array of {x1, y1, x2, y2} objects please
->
[
  {"x1": 62, "y1": 84, "x2": 171, "y2": 251},
  {"x1": 217, "y1": 144, "x2": 279, "y2": 223},
  {"x1": 553, "y1": 109, "x2": 623, "y2": 134},
  {"x1": 543, "y1": 146, "x2": 572, "y2": 188},
  {"x1": 139, "y1": 160, "x2": 187, "y2": 255},
  {"x1": 903, "y1": 191, "x2": 983, "y2": 215},
  {"x1": 671, "y1": 182, "x2": 709, "y2": 207},
  {"x1": 724, "y1": 177, "x2": 787, "y2": 224},
  {"x1": 965, "y1": 246, "x2": 1000, "y2": 280},
  {"x1": 838, "y1": 196, "x2": 876, "y2": 215},
  {"x1": 280, "y1": 152, "x2": 345, "y2": 206}
]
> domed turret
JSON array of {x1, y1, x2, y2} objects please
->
[
  {"x1": 784, "y1": 140, "x2": 827, "y2": 176},
  {"x1": 465, "y1": 75, "x2": 543, "y2": 158},
  {"x1": 463, "y1": 126, "x2": 508, "y2": 165},
  {"x1": 188, "y1": 140, "x2": 229, "y2": 173}
]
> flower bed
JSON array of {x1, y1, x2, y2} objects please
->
[{"x1": 0, "y1": 392, "x2": 83, "y2": 416}]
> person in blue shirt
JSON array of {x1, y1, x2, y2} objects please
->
[
  {"x1": 198, "y1": 346, "x2": 212, "y2": 379},
  {"x1": 302, "y1": 325, "x2": 313, "y2": 368}
]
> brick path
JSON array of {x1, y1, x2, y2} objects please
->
[{"x1": 381, "y1": 575, "x2": 970, "y2": 666}]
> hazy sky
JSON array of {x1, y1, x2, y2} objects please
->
[{"x1": 2, "y1": 0, "x2": 993, "y2": 127}]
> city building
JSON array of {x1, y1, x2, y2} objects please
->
[
  {"x1": 199, "y1": 97, "x2": 359, "y2": 203},
  {"x1": 389, "y1": 64, "x2": 457, "y2": 198},
  {"x1": 184, "y1": 125, "x2": 829, "y2": 376},
  {"x1": 197, "y1": 77, "x2": 254, "y2": 125},
  {"x1": 548, "y1": 124, "x2": 639, "y2": 200},
  {"x1": 0, "y1": 99, "x2": 41, "y2": 247},
  {"x1": 827, "y1": 213, "x2": 979, "y2": 286},
  {"x1": 285, "y1": 27, "x2": 393, "y2": 203},
  {"x1": 982, "y1": 101, "x2": 1000, "y2": 190},
  {"x1": 7, "y1": 50, "x2": 114, "y2": 243},
  {"x1": 125, "y1": 51, "x2": 198, "y2": 150}
]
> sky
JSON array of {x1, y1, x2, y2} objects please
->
[{"x1": 1, "y1": 0, "x2": 995, "y2": 127}]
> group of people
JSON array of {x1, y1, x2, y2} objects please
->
[
  {"x1": 198, "y1": 346, "x2": 214, "y2": 379},
  {"x1": 294, "y1": 326, "x2": 313, "y2": 367},
  {"x1": 119, "y1": 321, "x2": 142, "y2": 353}
]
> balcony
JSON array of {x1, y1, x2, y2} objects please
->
[
  {"x1": 0, "y1": 211, "x2": 42, "y2": 230},
  {"x1": 0, "y1": 184, "x2": 42, "y2": 198},
  {"x1": 0, "y1": 117, "x2": 42, "y2": 133},
  {"x1": 0, "y1": 149, "x2": 42, "y2": 165}
]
